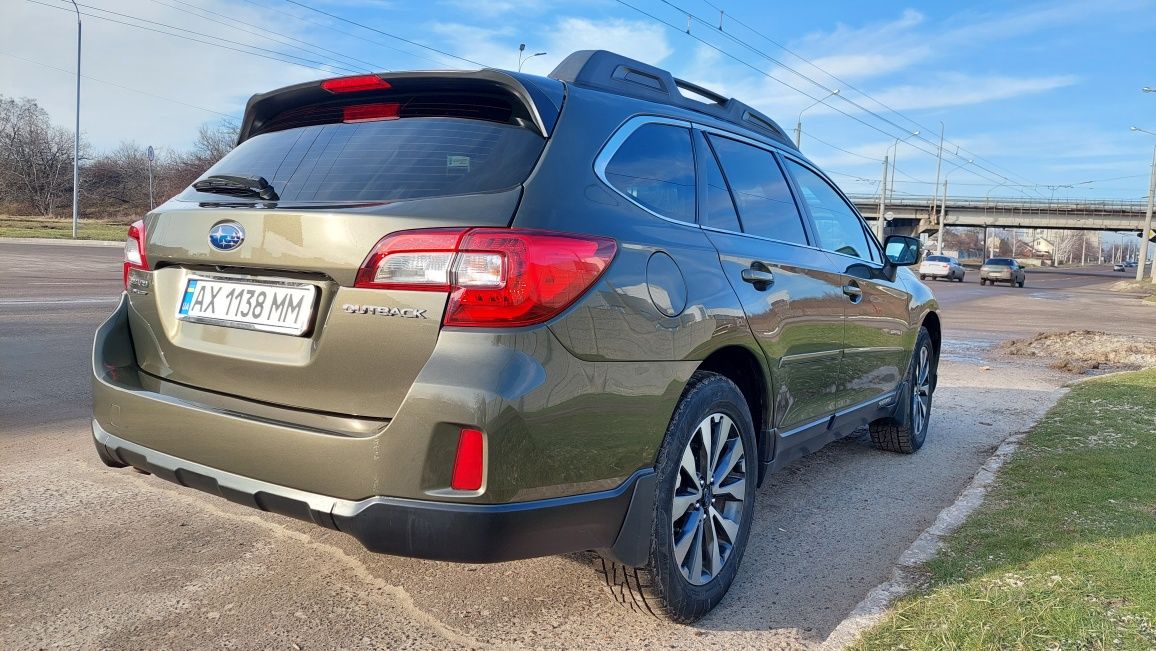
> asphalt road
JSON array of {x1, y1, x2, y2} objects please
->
[{"x1": 1, "y1": 242, "x2": 1152, "y2": 650}]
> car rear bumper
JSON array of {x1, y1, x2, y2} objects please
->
[{"x1": 93, "y1": 422, "x2": 656, "y2": 564}]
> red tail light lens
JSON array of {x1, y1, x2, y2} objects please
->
[
  {"x1": 122, "y1": 219, "x2": 148, "y2": 289},
  {"x1": 450, "y1": 428, "x2": 485, "y2": 491},
  {"x1": 355, "y1": 228, "x2": 617, "y2": 327},
  {"x1": 320, "y1": 75, "x2": 392, "y2": 93},
  {"x1": 343, "y1": 102, "x2": 400, "y2": 123}
]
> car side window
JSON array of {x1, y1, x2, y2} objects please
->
[
  {"x1": 604, "y1": 123, "x2": 696, "y2": 223},
  {"x1": 700, "y1": 137, "x2": 742, "y2": 232},
  {"x1": 707, "y1": 135, "x2": 808, "y2": 245},
  {"x1": 784, "y1": 160, "x2": 874, "y2": 262}
]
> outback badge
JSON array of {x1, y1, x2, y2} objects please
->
[{"x1": 342, "y1": 304, "x2": 428, "y2": 319}]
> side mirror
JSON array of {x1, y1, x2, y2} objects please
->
[{"x1": 884, "y1": 235, "x2": 921, "y2": 266}]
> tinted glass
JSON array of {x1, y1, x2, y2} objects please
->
[
  {"x1": 182, "y1": 117, "x2": 545, "y2": 203},
  {"x1": 708, "y1": 135, "x2": 807, "y2": 244},
  {"x1": 785, "y1": 160, "x2": 873, "y2": 261},
  {"x1": 700, "y1": 139, "x2": 741, "y2": 232},
  {"x1": 985, "y1": 258, "x2": 1013, "y2": 266},
  {"x1": 926, "y1": 255, "x2": 949, "y2": 262},
  {"x1": 605, "y1": 124, "x2": 696, "y2": 222}
]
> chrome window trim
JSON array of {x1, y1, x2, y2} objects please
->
[{"x1": 593, "y1": 115, "x2": 699, "y2": 227}]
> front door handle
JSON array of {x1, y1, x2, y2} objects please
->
[
  {"x1": 842, "y1": 283, "x2": 863, "y2": 301},
  {"x1": 741, "y1": 267, "x2": 775, "y2": 290}
]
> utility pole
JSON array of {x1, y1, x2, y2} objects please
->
[
  {"x1": 70, "y1": 0, "x2": 82, "y2": 238},
  {"x1": 937, "y1": 179, "x2": 947, "y2": 254},
  {"x1": 1138, "y1": 144, "x2": 1155, "y2": 282},
  {"x1": 794, "y1": 89, "x2": 839, "y2": 149},
  {"x1": 877, "y1": 155, "x2": 888, "y2": 240},
  {"x1": 930, "y1": 122, "x2": 944, "y2": 220},
  {"x1": 147, "y1": 145, "x2": 155, "y2": 210}
]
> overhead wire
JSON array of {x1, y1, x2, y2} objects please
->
[
  {"x1": 28, "y1": 0, "x2": 360, "y2": 75},
  {"x1": 695, "y1": 0, "x2": 1040, "y2": 191},
  {"x1": 151, "y1": 0, "x2": 387, "y2": 73},
  {"x1": 0, "y1": 50, "x2": 235, "y2": 118}
]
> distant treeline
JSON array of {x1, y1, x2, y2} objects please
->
[{"x1": 0, "y1": 95, "x2": 236, "y2": 220}]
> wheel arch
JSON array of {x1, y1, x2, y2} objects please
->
[{"x1": 694, "y1": 344, "x2": 771, "y2": 484}]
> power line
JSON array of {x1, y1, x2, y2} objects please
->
[
  {"x1": 153, "y1": 0, "x2": 386, "y2": 73},
  {"x1": 28, "y1": 0, "x2": 358, "y2": 75},
  {"x1": 653, "y1": 0, "x2": 1021, "y2": 191},
  {"x1": 616, "y1": 0, "x2": 1010, "y2": 189},
  {"x1": 235, "y1": 0, "x2": 446, "y2": 69},
  {"x1": 279, "y1": 0, "x2": 488, "y2": 69},
  {"x1": 693, "y1": 0, "x2": 1039, "y2": 191},
  {"x1": 0, "y1": 50, "x2": 234, "y2": 118}
]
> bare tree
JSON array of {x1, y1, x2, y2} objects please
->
[{"x1": 0, "y1": 96, "x2": 82, "y2": 216}]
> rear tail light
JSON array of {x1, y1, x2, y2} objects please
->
[
  {"x1": 122, "y1": 219, "x2": 148, "y2": 289},
  {"x1": 356, "y1": 228, "x2": 617, "y2": 327},
  {"x1": 450, "y1": 428, "x2": 485, "y2": 491},
  {"x1": 320, "y1": 75, "x2": 392, "y2": 93}
]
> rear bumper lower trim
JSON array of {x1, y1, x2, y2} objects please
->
[{"x1": 92, "y1": 421, "x2": 655, "y2": 563}]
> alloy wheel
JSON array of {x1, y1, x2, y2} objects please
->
[
  {"x1": 671, "y1": 413, "x2": 748, "y2": 586},
  {"x1": 912, "y1": 346, "x2": 931, "y2": 435}
]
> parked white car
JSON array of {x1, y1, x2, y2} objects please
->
[{"x1": 919, "y1": 255, "x2": 966, "y2": 282}]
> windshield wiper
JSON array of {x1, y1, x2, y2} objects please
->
[{"x1": 192, "y1": 174, "x2": 279, "y2": 201}]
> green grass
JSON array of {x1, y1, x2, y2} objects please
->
[
  {"x1": 850, "y1": 368, "x2": 1156, "y2": 651},
  {"x1": 0, "y1": 216, "x2": 130, "y2": 241}
]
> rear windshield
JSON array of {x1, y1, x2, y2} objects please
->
[
  {"x1": 926, "y1": 255, "x2": 949, "y2": 262},
  {"x1": 985, "y1": 258, "x2": 1013, "y2": 266},
  {"x1": 179, "y1": 117, "x2": 544, "y2": 204}
]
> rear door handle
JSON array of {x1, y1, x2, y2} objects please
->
[
  {"x1": 842, "y1": 283, "x2": 863, "y2": 300},
  {"x1": 741, "y1": 268, "x2": 775, "y2": 290}
]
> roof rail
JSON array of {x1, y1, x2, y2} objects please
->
[{"x1": 548, "y1": 50, "x2": 797, "y2": 150}]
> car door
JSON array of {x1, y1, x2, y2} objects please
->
[
  {"x1": 696, "y1": 131, "x2": 846, "y2": 435},
  {"x1": 781, "y1": 157, "x2": 912, "y2": 411}
]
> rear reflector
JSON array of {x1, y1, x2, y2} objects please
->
[
  {"x1": 122, "y1": 219, "x2": 148, "y2": 289},
  {"x1": 355, "y1": 228, "x2": 617, "y2": 327},
  {"x1": 320, "y1": 75, "x2": 392, "y2": 93},
  {"x1": 450, "y1": 428, "x2": 485, "y2": 491},
  {"x1": 343, "y1": 102, "x2": 400, "y2": 123}
]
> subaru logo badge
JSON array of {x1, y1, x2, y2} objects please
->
[{"x1": 208, "y1": 221, "x2": 245, "y2": 251}]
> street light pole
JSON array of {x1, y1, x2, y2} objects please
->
[
  {"x1": 794, "y1": 89, "x2": 839, "y2": 149},
  {"x1": 885, "y1": 130, "x2": 919, "y2": 205},
  {"x1": 930, "y1": 122, "x2": 944, "y2": 220},
  {"x1": 516, "y1": 43, "x2": 546, "y2": 72},
  {"x1": 70, "y1": 0, "x2": 81, "y2": 238},
  {"x1": 877, "y1": 155, "x2": 889, "y2": 240},
  {"x1": 1138, "y1": 144, "x2": 1155, "y2": 282},
  {"x1": 937, "y1": 160, "x2": 973, "y2": 256}
]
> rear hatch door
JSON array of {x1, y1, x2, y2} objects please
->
[{"x1": 128, "y1": 71, "x2": 562, "y2": 419}]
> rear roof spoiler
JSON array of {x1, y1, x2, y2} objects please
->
[
  {"x1": 548, "y1": 50, "x2": 797, "y2": 150},
  {"x1": 236, "y1": 69, "x2": 565, "y2": 144}
]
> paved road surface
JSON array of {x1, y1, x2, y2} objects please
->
[{"x1": 2, "y1": 242, "x2": 1152, "y2": 650}]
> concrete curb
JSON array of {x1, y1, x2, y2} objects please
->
[
  {"x1": 819, "y1": 388, "x2": 1069, "y2": 650},
  {"x1": 0, "y1": 237, "x2": 121, "y2": 247}
]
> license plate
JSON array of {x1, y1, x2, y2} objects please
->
[{"x1": 177, "y1": 276, "x2": 317, "y2": 336}]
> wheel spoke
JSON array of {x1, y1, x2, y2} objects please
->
[
  {"x1": 714, "y1": 476, "x2": 746, "y2": 500},
  {"x1": 695, "y1": 420, "x2": 712, "y2": 480},
  {"x1": 687, "y1": 516, "x2": 705, "y2": 581},
  {"x1": 711, "y1": 505, "x2": 741, "y2": 543},
  {"x1": 673, "y1": 507, "x2": 702, "y2": 566},
  {"x1": 708, "y1": 415, "x2": 731, "y2": 476},
  {"x1": 679, "y1": 445, "x2": 701, "y2": 492},
  {"x1": 711, "y1": 438, "x2": 742, "y2": 487},
  {"x1": 672, "y1": 491, "x2": 700, "y2": 522},
  {"x1": 705, "y1": 512, "x2": 722, "y2": 577}
]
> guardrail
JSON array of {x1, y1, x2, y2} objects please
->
[{"x1": 848, "y1": 196, "x2": 1148, "y2": 216}]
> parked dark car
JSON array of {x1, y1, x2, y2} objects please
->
[
  {"x1": 980, "y1": 258, "x2": 1026, "y2": 286},
  {"x1": 91, "y1": 50, "x2": 941, "y2": 623}
]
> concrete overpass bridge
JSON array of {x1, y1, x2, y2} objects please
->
[{"x1": 849, "y1": 196, "x2": 1150, "y2": 236}]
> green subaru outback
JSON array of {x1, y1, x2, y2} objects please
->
[{"x1": 92, "y1": 50, "x2": 940, "y2": 623}]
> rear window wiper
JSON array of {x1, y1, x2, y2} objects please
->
[{"x1": 192, "y1": 174, "x2": 279, "y2": 201}]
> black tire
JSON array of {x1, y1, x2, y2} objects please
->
[
  {"x1": 598, "y1": 371, "x2": 757, "y2": 623},
  {"x1": 870, "y1": 327, "x2": 936, "y2": 454},
  {"x1": 919, "y1": 274, "x2": 926, "y2": 280},
  {"x1": 957, "y1": 273, "x2": 965, "y2": 283},
  {"x1": 1018, "y1": 279, "x2": 1025, "y2": 287},
  {"x1": 980, "y1": 279, "x2": 986, "y2": 286}
]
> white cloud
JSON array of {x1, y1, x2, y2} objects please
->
[{"x1": 866, "y1": 73, "x2": 1079, "y2": 112}]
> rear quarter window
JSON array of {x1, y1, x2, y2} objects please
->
[{"x1": 603, "y1": 123, "x2": 696, "y2": 222}]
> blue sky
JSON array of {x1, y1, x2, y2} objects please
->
[{"x1": 5, "y1": 0, "x2": 1156, "y2": 202}]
